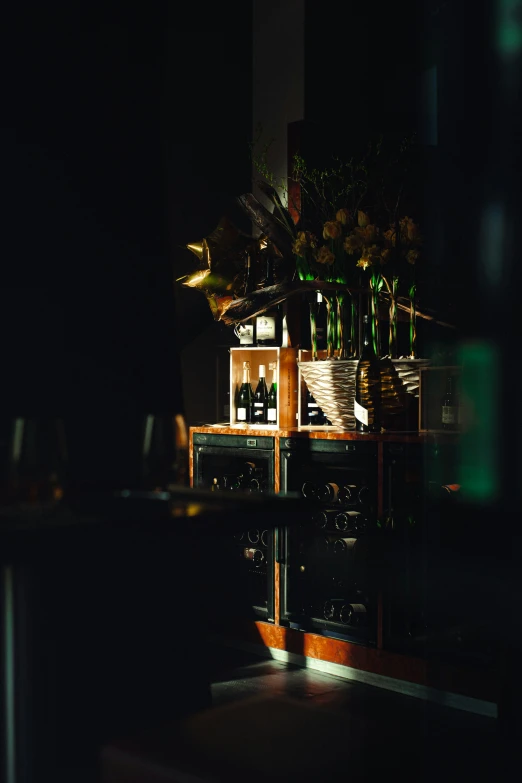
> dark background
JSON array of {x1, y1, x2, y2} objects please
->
[
  {"x1": 1, "y1": 2, "x2": 252, "y2": 423},
  {"x1": 1, "y1": 0, "x2": 520, "y2": 495}
]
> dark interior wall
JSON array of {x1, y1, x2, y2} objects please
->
[{"x1": 1, "y1": 3, "x2": 252, "y2": 430}]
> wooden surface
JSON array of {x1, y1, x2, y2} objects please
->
[{"x1": 221, "y1": 621, "x2": 500, "y2": 705}]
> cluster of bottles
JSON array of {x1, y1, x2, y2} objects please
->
[
  {"x1": 323, "y1": 594, "x2": 368, "y2": 627},
  {"x1": 236, "y1": 528, "x2": 269, "y2": 569},
  {"x1": 211, "y1": 460, "x2": 267, "y2": 493},
  {"x1": 301, "y1": 480, "x2": 371, "y2": 508},
  {"x1": 296, "y1": 478, "x2": 372, "y2": 629},
  {"x1": 236, "y1": 361, "x2": 277, "y2": 425},
  {"x1": 236, "y1": 254, "x2": 283, "y2": 347}
]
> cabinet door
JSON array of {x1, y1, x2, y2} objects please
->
[
  {"x1": 279, "y1": 440, "x2": 378, "y2": 645},
  {"x1": 193, "y1": 444, "x2": 275, "y2": 622}
]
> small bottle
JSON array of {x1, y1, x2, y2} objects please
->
[
  {"x1": 267, "y1": 362, "x2": 277, "y2": 423},
  {"x1": 252, "y1": 365, "x2": 269, "y2": 424},
  {"x1": 354, "y1": 314, "x2": 381, "y2": 433},
  {"x1": 441, "y1": 375, "x2": 459, "y2": 431},
  {"x1": 256, "y1": 253, "x2": 281, "y2": 346},
  {"x1": 238, "y1": 254, "x2": 256, "y2": 345},
  {"x1": 236, "y1": 361, "x2": 254, "y2": 424}
]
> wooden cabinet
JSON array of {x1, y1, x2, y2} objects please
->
[{"x1": 189, "y1": 425, "x2": 500, "y2": 717}]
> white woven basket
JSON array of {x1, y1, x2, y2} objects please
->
[{"x1": 298, "y1": 358, "x2": 430, "y2": 430}]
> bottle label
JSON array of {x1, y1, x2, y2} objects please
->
[
  {"x1": 256, "y1": 316, "x2": 276, "y2": 340},
  {"x1": 350, "y1": 603, "x2": 367, "y2": 613},
  {"x1": 267, "y1": 409, "x2": 277, "y2": 421},
  {"x1": 239, "y1": 324, "x2": 254, "y2": 344},
  {"x1": 354, "y1": 399, "x2": 368, "y2": 426},
  {"x1": 442, "y1": 406, "x2": 457, "y2": 424},
  {"x1": 237, "y1": 407, "x2": 247, "y2": 420},
  {"x1": 254, "y1": 402, "x2": 264, "y2": 407},
  {"x1": 308, "y1": 402, "x2": 319, "y2": 408}
]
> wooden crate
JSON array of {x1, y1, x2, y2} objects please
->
[
  {"x1": 419, "y1": 365, "x2": 462, "y2": 432},
  {"x1": 229, "y1": 347, "x2": 299, "y2": 429}
]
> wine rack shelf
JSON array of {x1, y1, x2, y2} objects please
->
[{"x1": 189, "y1": 426, "x2": 501, "y2": 713}]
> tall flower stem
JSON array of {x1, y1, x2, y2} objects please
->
[
  {"x1": 409, "y1": 283, "x2": 417, "y2": 358},
  {"x1": 336, "y1": 292, "x2": 347, "y2": 360},
  {"x1": 349, "y1": 293, "x2": 358, "y2": 359},
  {"x1": 309, "y1": 293, "x2": 318, "y2": 361},
  {"x1": 324, "y1": 295, "x2": 335, "y2": 359},
  {"x1": 370, "y1": 273, "x2": 383, "y2": 357},
  {"x1": 384, "y1": 275, "x2": 399, "y2": 358}
]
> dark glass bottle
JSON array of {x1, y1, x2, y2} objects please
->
[
  {"x1": 238, "y1": 254, "x2": 256, "y2": 345},
  {"x1": 306, "y1": 387, "x2": 323, "y2": 425},
  {"x1": 252, "y1": 364, "x2": 269, "y2": 424},
  {"x1": 354, "y1": 314, "x2": 381, "y2": 433},
  {"x1": 441, "y1": 374, "x2": 459, "y2": 430},
  {"x1": 236, "y1": 361, "x2": 253, "y2": 424},
  {"x1": 340, "y1": 602, "x2": 367, "y2": 626},
  {"x1": 267, "y1": 362, "x2": 278, "y2": 423},
  {"x1": 256, "y1": 254, "x2": 281, "y2": 346}
]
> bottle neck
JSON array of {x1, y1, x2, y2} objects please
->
[
  {"x1": 362, "y1": 317, "x2": 373, "y2": 350},
  {"x1": 265, "y1": 256, "x2": 274, "y2": 287},
  {"x1": 242, "y1": 369, "x2": 250, "y2": 384},
  {"x1": 244, "y1": 255, "x2": 253, "y2": 295}
]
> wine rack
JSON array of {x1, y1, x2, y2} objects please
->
[
  {"x1": 279, "y1": 438, "x2": 378, "y2": 645},
  {"x1": 192, "y1": 432, "x2": 275, "y2": 622}
]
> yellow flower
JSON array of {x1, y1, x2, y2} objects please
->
[
  {"x1": 383, "y1": 228, "x2": 396, "y2": 246},
  {"x1": 336, "y1": 208, "x2": 351, "y2": 225},
  {"x1": 357, "y1": 210, "x2": 370, "y2": 228},
  {"x1": 343, "y1": 233, "x2": 361, "y2": 254},
  {"x1": 292, "y1": 230, "x2": 318, "y2": 256},
  {"x1": 406, "y1": 249, "x2": 419, "y2": 265},
  {"x1": 356, "y1": 255, "x2": 372, "y2": 270},
  {"x1": 322, "y1": 220, "x2": 343, "y2": 240},
  {"x1": 316, "y1": 246, "x2": 335, "y2": 265},
  {"x1": 355, "y1": 224, "x2": 379, "y2": 245}
]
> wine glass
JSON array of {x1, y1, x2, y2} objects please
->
[{"x1": 0, "y1": 416, "x2": 67, "y2": 506}]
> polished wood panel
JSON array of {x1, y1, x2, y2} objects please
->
[{"x1": 221, "y1": 621, "x2": 500, "y2": 704}]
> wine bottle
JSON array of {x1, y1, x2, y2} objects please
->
[
  {"x1": 354, "y1": 314, "x2": 381, "y2": 433},
  {"x1": 243, "y1": 547, "x2": 265, "y2": 567},
  {"x1": 441, "y1": 374, "x2": 459, "y2": 431},
  {"x1": 267, "y1": 362, "x2": 278, "y2": 423},
  {"x1": 338, "y1": 485, "x2": 357, "y2": 506},
  {"x1": 323, "y1": 599, "x2": 344, "y2": 621},
  {"x1": 256, "y1": 253, "x2": 281, "y2": 346},
  {"x1": 305, "y1": 387, "x2": 322, "y2": 426},
  {"x1": 316, "y1": 482, "x2": 340, "y2": 504},
  {"x1": 301, "y1": 480, "x2": 318, "y2": 500},
  {"x1": 236, "y1": 361, "x2": 254, "y2": 424},
  {"x1": 334, "y1": 510, "x2": 365, "y2": 533},
  {"x1": 340, "y1": 602, "x2": 367, "y2": 627},
  {"x1": 311, "y1": 508, "x2": 339, "y2": 529},
  {"x1": 238, "y1": 254, "x2": 256, "y2": 345},
  {"x1": 331, "y1": 537, "x2": 357, "y2": 554},
  {"x1": 247, "y1": 529, "x2": 260, "y2": 543},
  {"x1": 252, "y1": 365, "x2": 269, "y2": 424}
]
